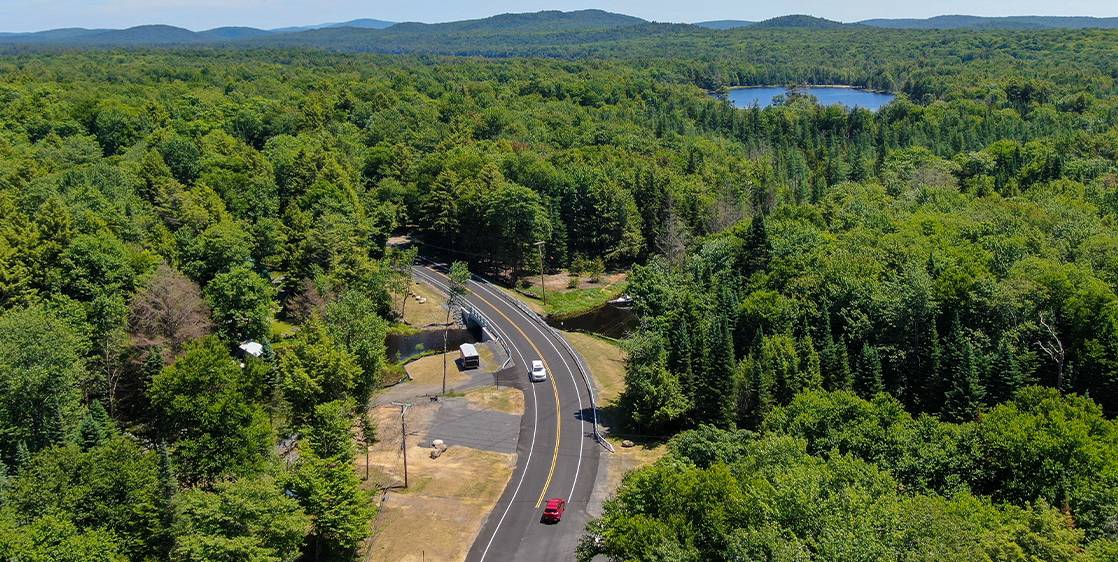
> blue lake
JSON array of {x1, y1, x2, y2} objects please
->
[{"x1": 726, "y1": 86, "x2": 896, "y2": 111}]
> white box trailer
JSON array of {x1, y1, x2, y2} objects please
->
[{"x1": 459, "y1": 343, "x2": 480, "y2": 369}]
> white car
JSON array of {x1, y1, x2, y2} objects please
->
[{"x1": 530, "y1": 360, "x2": 547, "y2": 382}]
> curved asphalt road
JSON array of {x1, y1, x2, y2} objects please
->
[{"x1": 413, "y1": 263, "x2": 602, "y2": 562}]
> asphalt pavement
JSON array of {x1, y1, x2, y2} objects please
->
[{"x1": 413, "y1": 264, "x2": 604, "y2": 562}]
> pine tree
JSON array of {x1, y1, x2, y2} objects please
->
[
  {"x1": 874, "y1": 127, "x2": 887, "y2": 177},
  {"x1": 917, "y1": 321, "x2": 944, "y2": 413},
  {"x1": 986, "y1": 336, "x2": 1024, "y2": 404},
  {"x1": 896, "y1": 264, "x2": 936, "y2": 405},
  {"x1": 810, "y1": 171, "x2": 825, "y2": 203},
  {"x1": 689, "y1": 313, "x2": 708, "y2": 398},
  {"x1": 942, "y1": 315, "x2": 985, "y2": 422},
  {"x1": 854, "y1": 343, "x2": 884, "y2": 398},
  {"x1": 795, "y1": 334, "x2": 823, "y2": 392},
  {"x1": 848, "y1": 144, "x2": 868, "y2": 182},
  {"x1": 668, "y1": 312, "x2": 693, "y2": 384},
  {"x1": 420, "y1": 170, "x2": 460, "y2": 247},
  {"x1": 158, "y1": 443, "x2": 176, "y2": 504},
  {"x1": 15, "y1": 440, "x2": 31, "y2": 471},
  {"x1": 741, "y1": 213, "x2": 771, "y2": 277},
  {"x1": 695, "y1": 315, "x2": 737, "y2": 428},
  {"x1": 0, "y1": 247, "x2": 34, "y2": 308},
  {"x1": 824, "y1": 142, "x2": 845, "y2": 186},
  {"x1": 79, "y1": 400, "x2": 116, "y2": 450},
  {"x1": 741, "y1": 334, "x2": 773, "y2": 427},
  {"x1": 760, "y1": 335, "x2": 800, "y2": 405},
  {"x1": 819, "y1": 316, "x2": 840, "y2": 390},
  {"x1": 833, "y1": 335, "x2": 854, "y2": 391}
]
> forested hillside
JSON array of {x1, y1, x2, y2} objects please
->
[
  {"x1": 859, "y1": 15, "x2": 1118, "y2": 30},
  {"x1": 0, "y1": 22, "x2": 1117, "y2": 562},
  {"x1": 241, "y1": 26, "x2": 1118, "y2": 97}
]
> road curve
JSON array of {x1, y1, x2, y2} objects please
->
[{"x1": 413, "y1": 263, "x2": 602, "y2": 561}]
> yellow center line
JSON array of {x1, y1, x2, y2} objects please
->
[{"x1": 461, "y1": 287, "x2": 562, "y2": 510}]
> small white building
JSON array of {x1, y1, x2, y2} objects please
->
[{"x1": 238, "y1": 341, "x2": 264, "y2": 358}]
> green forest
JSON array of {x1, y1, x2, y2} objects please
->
[{"x1": 1, "y1": 21, "x2": 1118, "y2": 562}]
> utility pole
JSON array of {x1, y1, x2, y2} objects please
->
[
  {"x1": 535, "y1": 240, "x2": 547, "y2": 305},
  {"x1": 361, "y1": 413, "x2": 371, "y2": 481},
  {"x1": 441, "y1": 319, "x2": 452, "y2": 396},
  {"x1": 391, "y1": 402, "x2": 413, "y2": 488}
]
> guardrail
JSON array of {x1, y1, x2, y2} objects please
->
[
  {"x1": 412, "y1": 265, "x2": 514, "y2": 370},
  {"x1": 463, "y1": 305, "x2": 514, "y2": 369},
  {"x1": 414, "y1": 258, "x2": 614, "y2": 453},
  {"x1": 469, "y1": 274, "x2": 615, "y2": 453}
]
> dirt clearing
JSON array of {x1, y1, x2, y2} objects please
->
[
  {"x1": 363, "y1": 346, "x2": 521, "y2": 561},
  {"x1": 364, "y1": 441, "x2": 515, "y2": 561}
]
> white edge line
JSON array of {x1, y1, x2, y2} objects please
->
[
  {"x1": 467, "y1": 279, "x2": 587, "y2": 502},
  {"x1": 413, "y1": 267, "x2": 538, "y2": 562}
]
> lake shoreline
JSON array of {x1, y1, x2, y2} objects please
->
[
  {"x1": 718, "y1": 85, "x2": 896, "y2": 110},
  {"x1": 722, "y1": 84, "x2": 894, "y2": 95}
]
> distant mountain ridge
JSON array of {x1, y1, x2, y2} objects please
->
[
  {"x1": 270, "y1": 18, "x2": 395, "y2": 33},
  {"x1": 0, "y1": 24, "x2": 246, "y2": 44},
  {"x1": 0, "y1": 9, "x2": 644, "y2": 46},
  {"x1": 0, "y1": 18, "x2": 396, "y2": 43},
  {"x1": 750, "y1": 15, "x2": 848, "y2": 29},
  {"x1": 695, "y1": 15, "x2": 849, "y2": 30},
  {"x1": 3, "y1": 10, "x2": 1118, "y2": 48},
  {"x1": 0, "y1": 24, "x2": 205, "y2": 45},
  {"x1": 387, "y1": 10, "x2": 646, "y2": 33},
  {"x1": 695, "y1": 14, "x2": 1118, "y2": 30}
]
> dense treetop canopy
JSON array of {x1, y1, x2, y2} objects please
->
[{"x1": 1, "y1": 23, "x2": 1118, "y2": 561}]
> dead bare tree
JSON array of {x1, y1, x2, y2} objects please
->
[
  {"x1": 99, "y1": 329, "x2": 128, "y2": 416},
  {"x1": 123, "y1": 264, "x2": 213, "y2": 417},
  {"x1": 1035, "y1": 311, "x2": 1067, "y2": 390},
  {"x1": 706, "y1": 190, "x2": 745, "y2": 233},
  {"x1": 128, "y1": 264, "x2": 212, "y2": 357},
  {"x1": 656, "y1": 212, "x2": 692, "y2": 268},
  {"x1": 284, "y1": 278, "x2": 330, "y2": 324}
]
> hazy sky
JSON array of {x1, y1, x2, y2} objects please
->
[{"x1": 1, "y1": 0, "x2": 1116, "y2": 32}]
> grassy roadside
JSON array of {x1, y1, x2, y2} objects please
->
[
  {"x1": 519, "y1": 282, "x2": 628, "y2": 319},
  {"x1": 560, "y1": 331, "x2": 667, "y2": 494},
  {"x1": 561, "y1": 331, "x2": 626, "y2": 408},
  {"x1": 399, "y1": 279, "x2": 449, "y2": 328},
  {"x1": 506, "y1": 270, "x2": 628, "y2": 319}
]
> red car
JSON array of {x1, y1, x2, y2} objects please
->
[{"x1": 541, "y1": 498, "x2": 566, "y2": 523}]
